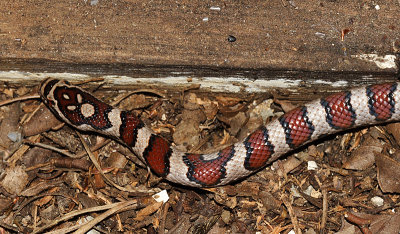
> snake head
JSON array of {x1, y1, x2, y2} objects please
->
[{"x1": 39, "y1": 78, "x2": 64, "y2": 107}]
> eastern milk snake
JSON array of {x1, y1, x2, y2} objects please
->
[{"x1": 39, "y1": 78, "x2": 400, "y2": 187}]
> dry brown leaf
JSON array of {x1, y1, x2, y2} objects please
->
[
  {"x1": 218, "y1": 103, "x2": 247, "y2": 117},
  {"x1": 22, "y1": 147, "x2": 52, "y2": 168},
  {"x1": 21, "y1": 180, "x2": 62, "y2": 197},
  {"x1": 257, "y1": 191, "x2": 281, "y2": 211},
  {"x1": 105, "y1": 151, "x2": 128, "y2": 170},
  {"x1": 183, "y1": 93, "x2": 201, "y2": 110},
  {"x1": 343, "y1": 145, "x2": 381, "y2": 170},
  {"x1": 340, "y1": 212, "x2": 400, "y2": 234},
  {"x1": 216, "y1": 96, "x2": 242, "y2": 107},
  {"x1": 64, "y1": 171, "x2": 82, "y2": 190},
  {"x1": 3, "y1": 88, "x2": 13, "y2": 97},
  {"x1": 118, "y1": 94, "x2": 151, "y2": 110},
  {"x1": 227, "y1": 112, "x2": 247, "y2": 136},
  {"x1": 173, "y1": 109, "x2": 205, "y2": 148},
  {"x1": 22, "y1": 103, "x2": 40, "y2": 113},
  {"x1": 281, "y1": 156, "x2": 303, "y2": 174},
  {"x1": 0, "y1": 197, "x2": 13, "y2": 213},
  {"x1": 0, "y1": 102, "x2": 21, "y2": 149},
  {"x1": 33, "y1": 187, "x2": 60, "y2": 206},
  {"x1": 193, "y1": 96, "x2": 218, "y2": 118},
  {"x1": 234, "y1": 181, "x2": 261, "y2": 197},
  {"x1": 274, "y1": 99, "x2": 297, "y2": 113},
  {"x1": 343, "y1": 136, "x2": 383, "y2": 170},
  {"x1": 386, "y1": 122, "x2": 400, "y2": 144},
  {"x1": 23, "y1": 104, "x2": 62, "y2": 137},
  {"x1": 93, "y1": 173, "x2": 106, "y2": 189},
  {"x1": 201, "y1": 100, "x2": 218, "y2": 120},
  {"x1": 134, "y1": 201, "x2": 163, "y2": 221},
  {"x1": 1, "y1": 166, "x2": 29, "y2": 195},
  {"x1": 375, "y1": 153, "x2": 400, "y2": 193},
  {"x1": 214, "y1": 193, "x2": 237, "y2": 209},
  {"x1": 7, "y1": 135, "x2": 40, "y2": 165}
]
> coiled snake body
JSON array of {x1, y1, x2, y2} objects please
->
[{"x1": 39, "y1": 79, "x2": 400, "y2": 187}]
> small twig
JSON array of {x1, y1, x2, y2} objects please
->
[
  {"x1": 321, "y1": 165, "x2": 362, "y2": 177},
  {"x1": 32, "y1": 201, "x2": 137, "y2": 234},
  {"x1": 313, "y1": 174, "x2": 329, "y2": 232},
  {"x1": 167, "y1": 215, "x2": 189, "y2": 233},
  {"x1": 76, "y1": 131, "x2": 157, "y2": 194},
  {"x1": 111, "y1": 89, "x2": 165, "y2": 106},
  {"x1": 21, "y1": 102, "x2": 44, "y2": 125},
  {"x1": 281, "y1": 194, "x2": 302, "y2": 234},
  {"x1": 320, "y1": 188, "x2": 328, "y2": 231},
  {"x1": 73, "y1": 77, "x2": 105, "y2": 85},
  {"x1": 73, "y1": 200, "x2": 137, "y2": 234},
  {"x1": 270, "y1": 224, "x2": 295, "y2": 234},
  {"x1": 189, "y1": 135, "x2": 211, "y2": 153},
  {"x1": 0, "y1": 94, "x2": 40, "y2": 107},
  {"x1": 23, "y1": 140, "x2": 77, "y2": 158},
  {"x1": 0, "y1": 220, "x2": 21, "y2": 233},
  {"x1": 77, "y1": 132, "x2": 126, "y2": 191},
  {"x1": 344, "y1": 212, "x2": 372, "y2": 234},
  {"x1": 159, "y1": 202, "x2": 170, "y2": 234},
  {"x1": 15, "y1": 193, "x2": 79, "y2": 221},
  {"x1": 45, "y1": 222, "x2": 87, "y2": 234},
  {"x1": 75, "y1": 138, "x2": 112, "y2": 158},
  {"x1": 33, "y1": 204, "x2": 38, "y2": 230}
]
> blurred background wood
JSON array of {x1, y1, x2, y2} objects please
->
[{"x1": 0, "y1": 0, "x2": 399, "y2": 101}]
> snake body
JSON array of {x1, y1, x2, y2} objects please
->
[{"x1": 39, "y1": 79, "x2": 400, "y2": 187}]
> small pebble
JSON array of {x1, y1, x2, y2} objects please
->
[
  {"x1": 210, "y1": 6, "x2": 221, "y2": 11},
  {"x1": 228, "y1": 35, "x2": 236, "y2": 42},
  {"x1": 291, "y1": 184, "x2": 301, "y2": 197},
  {"x1": 8, "y1": 131, "x2": 21, "y2": 142},
  {"x1": 307, "y1": 161, "x2": 318, "y2": 170},
  {"x1": 371, "y1": 196, "x2": 384, "y2": 207},
  {"x1": 152, "y1": 190, "x2": 169, "y2": 203},
  {"x1": 315, "y1": 32, "x2": 326, "y2": 38}
]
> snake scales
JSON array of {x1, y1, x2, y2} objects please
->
[{"x1": 39, "y1": 79, "x2": 400, "y2": 187}]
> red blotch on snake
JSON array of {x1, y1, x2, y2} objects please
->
[
  {"x1": 279, "y1": 106, "x2": 315, "y2": 148},
  {"x1": 321, "y1": 91, "x2": 356, "y2": 129},
  {"x1": 243, "y1": 127, "x2": 274, "y2": 170},
  {"x1": 143, "y1": 134, "x2": 171, "y2": 177},
  {"x1": 367, "y1": 83, "x2": 397, "y2": 121},
  {"x1": 183, "y1": 145, "x2": 235, "y2": 186}
]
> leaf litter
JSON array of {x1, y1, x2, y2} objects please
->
[{"x1": 0, "y1": 83, "x2": 399, "y2": 233}]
